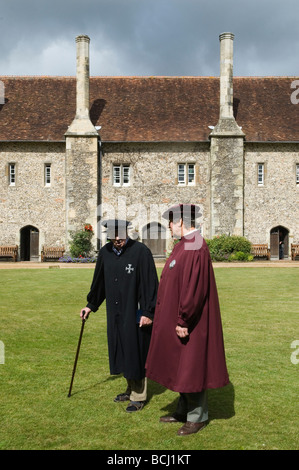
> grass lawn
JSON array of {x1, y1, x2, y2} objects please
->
[{"x1": 0, "y1": 266, "x2": 298, "y2": 450}]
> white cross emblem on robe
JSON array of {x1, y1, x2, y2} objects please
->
[{"x1": 125, "y1": 264, "x2": 134, "y2": 274}]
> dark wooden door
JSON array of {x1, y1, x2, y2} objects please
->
[
  {"x1": 270, "y1": 226, "x2": 289, "y2": 259},
  {"x1": 30, "y1": 230, "x2": 39, "y2": 261},
  {"x1": 270, "y1": 229, "x2": 279, "y2": 258},
  {"x1": 20, "y1": 226, "x2": 39, "y2": 261},
  {"x1": 142, "y1": 223, "x2": 166, "y2": 257}
]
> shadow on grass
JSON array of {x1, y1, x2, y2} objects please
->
[
  {"x1": 66, "y1": 373, "x2": 122, "y2": 398},
  {"x1": 147, "y1": 379, "x2": 168, "y2": 402},
  {"x1": 148, "y1": 380, "x2": 235, "y2": 422},
  {"x1": 208, "y1": 382, "x2": 235, "y2": 421},
  {"x1": 68, "y1": 375, "x2": 235, "y2": 424}
]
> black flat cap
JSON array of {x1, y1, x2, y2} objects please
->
[
  {"x1": 162, "y1": 204, "x2": 201, "y2": 221},
  {"x1": 102, "y1": 219, "x2": 131, "y2": 238},
  {"x1": 102, "y1": 219, "x2": 131, "y2": 229}
]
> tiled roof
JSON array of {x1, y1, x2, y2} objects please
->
[
  {"x1": 233, "y1": 77, "x2": 299, "y2": 143},
  {"x1": 0, "y1": 76, "x2": 298, "y2": 142}
]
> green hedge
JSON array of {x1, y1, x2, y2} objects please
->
[{"x1": 205, "y1": 234, "x2": 253, "y2": 261}]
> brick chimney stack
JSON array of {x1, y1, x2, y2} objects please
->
[
  {"x1": 209, "y1": 33, "x2": 245, "y2": 238},
  {"x1": 65, "y1": 35, "x2": 97, "y2": 135},
  {"x1": 210, "y1": 32, "x2": 244, "y2": 136},
  {"x1": 219, "y1": 32, "x2": 235, "y2": 119},
  {"x1": 64, "y1": 35, "x2": 99, "y2": 251}
]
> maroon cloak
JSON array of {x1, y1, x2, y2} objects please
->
[{"x1": 146, "y1": 231, "x2": 229, "y2": 393}]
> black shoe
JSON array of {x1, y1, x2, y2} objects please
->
[
  {"x1": 114, "y1": 392, "x2": 130, "y2": 402},
  {"x1": 126, "y1": 401, "x2": 145, "y2": 412}
]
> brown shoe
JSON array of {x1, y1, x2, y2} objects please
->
[
  {"x1": 177, "y1": 421, "x2": 207, "y2": 436},
  {"x1": 160, "y1": 413, "x2": 187, "y2": 423}
]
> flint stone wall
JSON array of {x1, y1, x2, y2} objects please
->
[
  {"x1": 0, "y1": 142, "x2": 65, "y2": 250},
  {"x1": 210, "y1": 134, "x2": 244, "y2": 237},
  {"x1": 1, "y1": 138, "x2": 298, "y2": 260},
  {"x1": 244, "y1": 142, "x2": 299, "y2": 246},
  {"x1": 65, "y1": 136, "x2": 98, "y2": 251},
  {"x1": 100, "y1": 142, "x2": 210, "y2": 245}
]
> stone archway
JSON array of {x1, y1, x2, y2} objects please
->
[
  {"x1": 270, "y1": 226, "x2": 289, "y2": 259},
  {"x1": 20, "y1": 226, "x2": 39, "y2": 261}
]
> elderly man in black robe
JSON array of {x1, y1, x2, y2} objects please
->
[{"x1": 80, "y1": 219, "x2": 158, "y2": 412}]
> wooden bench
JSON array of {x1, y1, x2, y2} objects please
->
[
  {"x1": 41, "y1": 246, "x2": 65, "y2": 262},
  {"x1": 291, "y1": 244, "x2": 299, "y2": 261},
  {"x1": 251, "y1": 244, "x2": 271, "y2": 260},
  {"x1": 0, "y1": 245, "x2": 18, "y2": 261}
]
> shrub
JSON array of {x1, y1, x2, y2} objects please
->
[
  {"x1": 69, "y1": 224, "x2": 94, "y2": 258},
  {"x1": 206, "y1": 234, "x2": 252, "y2": 262},
  {"x1": 229, "y1": 251, "x2": 253, "y2": 261}
]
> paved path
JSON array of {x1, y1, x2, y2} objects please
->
[{"x1": 0, "y1": 260, "x2": 298, "y2": 269}]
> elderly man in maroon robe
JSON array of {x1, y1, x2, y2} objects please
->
[{"x1": 146, "y1": 204, "x2": 229, "y2": 435}]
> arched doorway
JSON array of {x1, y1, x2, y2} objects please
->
[
  {"x1": 20, "y1": 226, "x2": 39, "y2": 261},
  {"x1": 270, "y1": 226, "x2": 289, "y2": 259},
  {"x1": 142, "y1": 222, "x2": 166, "y2": 258}
]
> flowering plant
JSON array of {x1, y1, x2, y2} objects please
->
[
  {"x1": 84, "y1": 224, "x2": 93, "y2": 233},
  {"x1": 59, "y1": 255, "x2": 96, "y2": 263},
  {"x1": 69, "y1": 224, "x2": 94, "y2": 258}
]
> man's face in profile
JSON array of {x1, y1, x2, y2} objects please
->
[{"x1": 169, "y1": 218, "x2": 182, "y2": 239}]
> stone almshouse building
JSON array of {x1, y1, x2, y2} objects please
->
[{"x1": 0, "y1": 33, "x2": 298, "y2": 260}]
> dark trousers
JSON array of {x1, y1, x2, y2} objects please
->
[
  {"x1": 125, "y1": 378, "x2": 147, "y2": 402},
  {"x1": 175, "y1": 390, "x2": 208, "y2": 423}
]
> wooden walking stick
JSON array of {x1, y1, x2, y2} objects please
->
[{"x1": 68, "y1": 311, "x2": 87, "y2": 397}]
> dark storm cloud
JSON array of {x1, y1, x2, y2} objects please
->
[{"x1": 0, "y1": 0, "x2": 298, "y2": 76}]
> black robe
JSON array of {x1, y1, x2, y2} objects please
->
[{"x1": 86, "y1": 239, "x2": 158, "y2": 380}]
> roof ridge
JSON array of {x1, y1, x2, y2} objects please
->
[
  {"x1": 0, "y1": 75, "x2": 75, "y2": 79},
  {"x1": 1, "y1": 75, "x2": 297, "y2": 80}
]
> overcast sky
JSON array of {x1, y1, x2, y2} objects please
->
[{"x1": 0, "y1": 0, "x2": 298, "y2": 77}]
